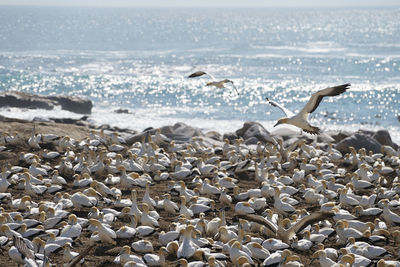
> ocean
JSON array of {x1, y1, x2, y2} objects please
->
[{"x1": 0, "y1": 6, "x2": 399, "y2": 142}]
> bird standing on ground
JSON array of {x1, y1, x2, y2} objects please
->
[
  {"x1": 188, "y1": 71, "x2": 239, "y2": 95},
  {"x1": 267, "y1": 83, "x2": 351, "y2": 134}
]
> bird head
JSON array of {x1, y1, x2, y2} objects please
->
[{"x1": 274, "y1": 118, "x2": 288, "y2": 127}]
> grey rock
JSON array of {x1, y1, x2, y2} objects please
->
[
  {"x1": 357, "y1": 129, "x2": 375, "y2": 137},
  {"x1": 223, "y1": 132, "x2": 238, "y2": 142},
  {"x1": 50, "y1": 117, "x2": 89, "y2": 126},
  {"x1": 0, "y1": 115, "x2": 28, "y2": 123},
  {"x1": 236, "y1": 121, "x2": 276, "y2": 144},
  {"x1": 171, "y1": 122, "x2": 203, "y2": 138},
  {"x1": 126, "y1": 122, "x2": 204, "y2": 145},
  {"x1": 0, "y1": 92, "x2": 93, "y2": 114},
  {"x1": 159, "y1": 125, "x2": 174, "y2": 135},
  {"x1": 336, "y1": 133, "x2": 382, "y2": 154},
  {"x1": 326, "y1": 130, "x2": 352, "y2": 143},
  {"x1": 199, "y1": 137, "x2": 224, "y2": 148},
  {"x1": 244, "y1": 137, "x2": 259, "y2": 145},
  {"x1": 236, "y1": 121, "x2": 257, "y2": 137},
  {"x1": 125, "y1": 132, "x2": 145, "y2": 145},
  {"x1": 0, "y1": 91, "x2": 55, "y2": 110},
  {"x1": 373, "y1": 129, "x2": 394, "y2": 147},
  {"x1": 205, "y1": 131, "x2": 222, "y2": 141},
  {"x1": 47, "y1": 95, "x2": 92, "y2": 114},
  {"x1": 114, "y1": 108, "x2": 130, "y2": 114},
  {"x1": 317, "y1": 132, "x2": 336, "y2": 143}
]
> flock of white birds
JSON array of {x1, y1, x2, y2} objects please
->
[{"x1": 0, "y1": 126, "x2": 400, "y2": 267}]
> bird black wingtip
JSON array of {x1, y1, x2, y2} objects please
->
[{"x1": 187, "y1": 71, "x2": 206, "y2": 78}]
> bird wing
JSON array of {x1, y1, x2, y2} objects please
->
[
  {"x1": 188, "y1": 71, "x2": 216, "y2": 81},
  {"x1": 237, "y1": 214, "x2": 278, "y2": 233},
  {"x1": 286, "y1": 211, "x2": 335, "y2": 237},
  {"x1": 222, "y1": 79, "x2": 240, "y2": 95},
  {"x1": 13, "y1": 236, "x2": 35, "y2": 260},
  {"x1": 265, "y1": 98, "x2": 295, "y2": 118},
  {"x1": 299, "y1": 83, "x2": 351, "y2": 116}
]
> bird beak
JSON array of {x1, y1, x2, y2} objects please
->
[{"x1": 274, "y1": 121, "x2": 280, "y2": 127}]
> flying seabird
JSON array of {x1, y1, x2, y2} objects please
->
[
  {"x1": 188, "y1": 71, "x2": 239, "y2": 95},
  {"x1": 267, "y1": 83, "x2": 351, "y2": 134}
]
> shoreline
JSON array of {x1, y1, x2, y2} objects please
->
[
  {"x1": 0, "y1": 113, "x2": 398, "y2": 152},
  {"x1": 0, "y1": 113, "x2": 399, "y2": 266}
]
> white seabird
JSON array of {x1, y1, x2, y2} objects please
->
[
  {"x1": 188, "y1": 71, "x2": 239, "y2": 95},
  {"x1": 267, "y1": 83, "x2": 351, "y2": 134}
]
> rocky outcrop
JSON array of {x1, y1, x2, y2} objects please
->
[
  {"x1": 372, "y1": 130, "x2": 398, "y2": 149},
  {"x1": 0, "y1": 91, "x2": 92, "y2": 114},
  {"x1": 126, "y1": 122, "x2": 204, "y2": 145},
  {"x1": 113, "y1": 108, "x2": 130, "y2": 114},
  {"x1": 236, "y1": 121, "x2": 276, "y2": 144},
  {"x1": 223, "y1": 132, "x2": 238, "y2": 142},
  {"x1": 325, "y1": 130, "x2": 352, "y2": 143},
  {"x1": 0, "y1": 92, "x2": 55, "y2": 110},
  {"x1": 336, "y1": 133, "x2": 382, "y2": 154},
  {"x1": 47, "y1": 95, "x2": 92, "y2": 114}
]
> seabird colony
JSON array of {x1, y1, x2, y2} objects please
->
[{"x1": 0, "y1": 120, "x2": 400, "y2": 266}]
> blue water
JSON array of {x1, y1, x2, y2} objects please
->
[{"x1": 0, "y1": 6, "x2": 399, "y2": 141}]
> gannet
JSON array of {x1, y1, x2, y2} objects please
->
[
  {"x1": 63, "y1": 242, "x2": 84, "y2": 265},
  {"x1": 0, "y1": 172, "x2": 10, "y2": 193},
  {"x1": 262, "y1": 238, "x2": 289, "y2": 251},
  {"x1": 162, "y1": 193, "x2": 179, "y2": 214},
  {"x1": 267, "y1": 83, "x2": 351, "y2": 134},
  {"x1": 130, "y1": 214, "x2": 156, "y2": 237},
  {"x1": 60, "y1": 214, "x2": 82, "y2": 239},
  {"x1": 312, "y1": 250, "x2": 337, "y2": 267},
  {"x1": 219, "y1": 188, "x2": 232, "y2": 206},
  {"x1": 88, "y1": 218, "x2": 117, "y2": 245},
  {"x1": 381, "y1": 199, "x2": 400, "y2": 225},
  {"x1": 158, "y1": 230, "x2": 179, "y2": 246},
  {"x1": 377, "y1": 259, "x2": 400, "y2": 267},
  {"x1": 177, "y1": 225, "x2": 198, "y2": 259},
  {"x1": 188, "y1": 71, "x2": 239, "y2": 95},
  {"x1": 71, "y1": 192, "x2": 97, "y2": 208},
  {"x1": 143, "y1": 183, "x2": 156, "y2": 210},
  {"x1": 28, "y1": 125, "x2": 41, "y2": 149},
  {"x1": 245, "y1": 242, "x2": 270, "y2": 260},
  {"x1": 273, "y1": 187, "x2": 296, "y2": 214},
  {"x1": 229, "y1": 241, "x2": 254, "y2": 265},
  {"x1": 140, "y1": 203, "x2": 159, "y2": 227},
  {"x1": 131, "y1": 240, "x2": 153, "y2": 253},
  {"x1": 234, "y1": 201, "x2": 255, "y2": 215},
  {"x1": 291, "y1": 236, "x2": 313, "y2": 251},
  {"x1": 114, "y1": 245, "x2": 146, "y2": 266},
  {"x1": 143, "y1": 247, "x2": 168, "y2": 267},
  {"x1": 214, "y1": 226, "x2": 237, "y2": 244},
  {"x1": 179, "y1": 196, "x2": 194, "y2": 219}
]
